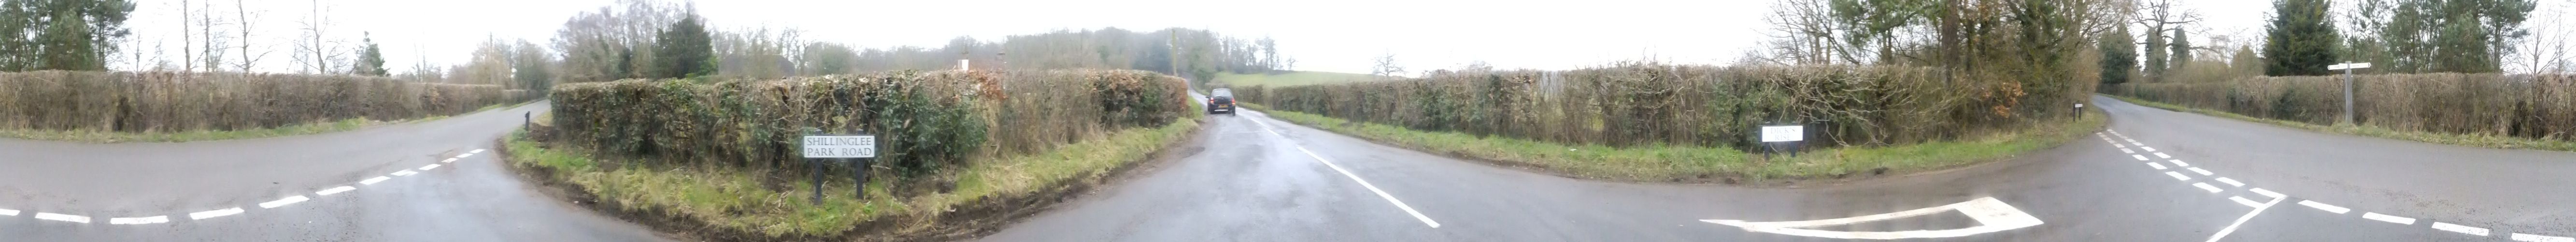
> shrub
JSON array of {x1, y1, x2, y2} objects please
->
[
  {"x1": 2111, "y1": 74, "x2": 2576, "y2": 141},
  {"x1": 0, "y1": 71, "x2": 520, "y2": 133}
]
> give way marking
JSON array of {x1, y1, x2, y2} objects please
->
[{"x1": 1701, "y1": 197, "x2": 2043, "y2": 240}]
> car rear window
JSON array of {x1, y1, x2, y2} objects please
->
[{"x1": 1212, "y1": 90, "x2": 1233, "y2": 97}]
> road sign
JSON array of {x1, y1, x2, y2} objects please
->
[
  {"x1": 1761, "y1": 125, "x2": 1804, "y2": 142},
  {"x1": 801, "y1": 135, "x2": 877, "y2": 158},
  {"x1": 2328, "y1": 62, "x2": 2373, "y2": 70}
]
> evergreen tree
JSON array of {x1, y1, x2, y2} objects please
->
[
  {"x1": 2098, "y1": 26, "x2": 2137, "y2": 85},
  {"x1": 653, "y1": 14, "x2": 713, "y2": 79},
  {"x1": 2263, "y1": 0, "x2": 2339, "y2": 76},
  {"x1": 2169, "y1": 29, "x2": 2192, "y2": 73},
  {"x1": 355, "y1": 32, "x2": 388, "y2": 76},
  {"x1": 0, "y1": 0, "x2": 133, "y2": 72}
]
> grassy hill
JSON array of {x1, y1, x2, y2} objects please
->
[{"x1": 1212, "y1": 71, "x2": 1383, "y2": 88}]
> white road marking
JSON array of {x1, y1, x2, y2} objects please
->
[
  {"x1": 2154, "y1": 152, "x2": 2173, "y2": 159},
  {"x1": 2122, "y1": 148, "x2": 2136, "y2": 153},
  {"x1": 2432, "y1": 222, "x2": 2491, "y2": 236},
  {"x1": 188, "y1": 208, "x2": 245, "y2": 220},
  {"x1": 2166, "y1": 171, "x2": 2192, "y2": 181},
  {"x1": 2513, "y1": 233, "x2": 2575, "y2": 242},
  {"x1": 2215, "y1": 177, "x2": 2244, "y2": 187},
  {"x1": 2114, "y1": 143, "x2": 2125, "y2": 148},
  {"x1": 317, "y1": 186, "x2": 356, "y2": 196},
  {"x1": 258, "y1": 196, "x2": 311, "y2": 209},
  {"x1": 2229, "y1": 196, "x2": 2263, "y2": 208},
  {"x1": 420, "y1": 164, "x2": 441, "y2": 170},
  {"x1": 2250, "y1": 188, "x2": 2285, "y2": 199},
  {"x1": 109, "y1": 215, "x2": 170, "y2": 225},
  {"x1": 470, "y1": 149, "x2": 486, "y2": 153},
  {"x1": 1292, "y1": 146, "x2": 1438, "y2": 227},
  {"x1": 2132, "y1": 142, "x2": 2145, "y2": 146},
  {"x1": 359, "y1": 176, "x2": 390, "y2": 185},
  {"x1": 2297, "y1": 200, "x2": 2350, "y2": 214},
  {"x1": 2170, "y1": 160, "x2": 2192, "y2": 166},
  {"x1": 2203, "y1": 197, "x2": 2286, "y2": 242},
  {"x1": 2364, "y1": 212, "x2": 2417, "y2": 225},
  {"x1": 2133, "y1": 154, "x2": 2151, "y2": 161},
  {"x1": 392, "y1": 170, "x2": 418, "y2": 176},
  {"x1": 1704, "y1": 197, "x2": 2043, "y2": 240},
  {"x1": 35, "y1": 212, "x2": 90, "y2": 223},
  {"x1": 2148, "y1": 162, "x2": 2168, "y2": 169},
  {"x1": 2141, "y1": 146, "x2": 2157, "y2": 151},
  {"x1": 2193, "y1": 182, "x2": 2223, "y2": 193},
  {"x1": 2188, "y1": 167, "x2": 2214, "y2": 176},
  {"x1": 457, "y1": 153, "x2": 475, "y2": 158},
  {"x1": 442, "y1": 158, "x2": 457, "y2": 163},
  {"x1": 2126, "y1": 138, "x2": 2138, "y2": 143},
  {"x1": 0, "y1": 208, "x2": 16, "y2": 216}
]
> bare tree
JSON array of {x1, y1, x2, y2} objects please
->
[
  {"x1": 197, "y1": 0, "x2": 228, "y2": 72},
  {"x1": 2135, "y1": 0, "x2": 2199, "y2": 80},
  {"x1": 292, "y1": 0, "x2": 347, "y2": 74},
  {"x1": 1369, "y1": 53, "x2": 1403, "y2": 80},
  {"x1": 233, "y1": 0, "x2": 270, "y2": 72}
]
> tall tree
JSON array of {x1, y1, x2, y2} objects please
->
[
  {"x1": 2136, "y1": 0, "x2": 2199, "y2": 79},
  {"x1": 512, "y1": 40, "x2": 554, "y2": 91},
  {"x1": 2099, "y1": 25, "x2": 2138, "y2": 85},
  {"x1": 233, "y1": 0, "x2": 266, "y2": 72},
  {"x1": 652, "y1": 14, "x2": 712, "y2": 79},
  {"x1": 2169, "y1": 29, "x2": 2192, "y2": 71},
  {"x1": 0, "y1": 0, "x2": 135, "y2": 71},
  {"x1": 2263, "y1": 0, "x2": 2339, "y2": 76},
  {"x1": 353, "y1": 32, "x2": 385, "y2": 76}
]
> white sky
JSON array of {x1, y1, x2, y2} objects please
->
[{"x1": 108, "y1": 0, "x2": 2561, "y2": 75}]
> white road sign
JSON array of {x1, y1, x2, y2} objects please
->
[
  {"x1": 1762, "y1": 125, "x2": 1804, "y2": 142},
  {"x1": 801, "y1": 135, "x2": 878, "y2": 158},
  {"x1": 2329, "y1": 62, "x2": 2372, "y2": 70}
]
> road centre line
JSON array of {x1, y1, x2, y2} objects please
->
[
  {"x1": 457, "y1": 153, "x2": 474, "y2": 158},
  {"x1": 470, "y1": 149, "x2": 486, "y2": 153},
  {"x1": 2141, "y1": 146, "x2": 2157, "y2": 151},
  {"x1": 0, "y1": 208, "x2": 16, "y2": 216},
  {"x1": 2132, "y1": 141, "x2": 2146, "y2": 146},
  {"x1": 108, "y1": 215, "x2": 170, "y2": 225},
  {"x1": 2192, "y1": 182, "x2": 2223, "y2": 193},
  {"x1": 392, "y1": 170, "x2": 417, "y2": 176},
  {"x1": 317, "y1": 186, "x2": 357, "y2": 196},
  {"x1": 2229, "y1": 196, "x2": 2263, "y2": 208},
  {"x1": 35, "y1": 212, "x2": 89, "y2": 223},
  {"x1": 2165, "y1": 171, "x2": 2192, "y2": 181},
  {"x1": 1252, "y1": 119, "x2": 1440, "y2": 228},
  {"x1": 2297, "y1": 200, "x2": 2350, "y2": 214},
  {"x1": 2514, "y1": 233, "x2": 2575, "y2": 242},
  {"x1": 258, "y1": 196, "x2": 310, "y2": 209},
  {"x1": 442, "y1": 158, "x2": 457, "y2": 163},
  {"x1": 420, "y1": 164, "x2": 441, "y2": 170},
  {"x1": 359, "y1": 176, "x2": 390, "y2": 185},
  {"x1": 2155, "y1": 152, "x2": 2174, "y2": 158},
  {"x1": 2188, "y1": 167, "x2": 2214, "y2": 176},
  {"x1": 188, "y1": 208, "x2": 245, "y2": 220},
  {"x1": 2170, "y1": 160, "x2": 2191, "y2": 166},
  {"x1": 2123, "y1": 148, "x2": 2136, "y2": 153},
  {"x1": 2114, "y1": 143, "x2": 2125, "y2": 148},
  {"x1": 2148, "y1": 162, "x2": 2168, "y2": 169},
  {"x1": 2215, "y1": 177, "x2": 2244, "y2": 187},
  {"x1": 2364, "y1": 212, "x2": 2418, "y2": 225},
  {"x1": 2134, "y1": 155, "x2": 2151, "y2": 161},
  {"x1": 2432, "y1": 222, "x2": 2491, "y2": 236}
]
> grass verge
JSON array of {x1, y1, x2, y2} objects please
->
[
  {"x1": 1213, "y1": 71, "x2": 1382, "y2": 88},
  {"x1": 1251, "y1": 106, "x2": 2105, "y2": 184},
  {"x1": 503, "y1": 113, "x2": 1202, "y2": 240},
  {"x1": 2105, "y1": 94, "x2": 2576, "y2": 151},
  {"x1": 0, "y1": 100, "x2": 537, "y2": 143}
]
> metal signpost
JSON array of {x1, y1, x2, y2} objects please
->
[
  {"x1": 801, "y1": 131, "x2": 877, "y2": 203},
  {"x1": 1760, "y1": 125, "x2": 1805, "y2": 160},
  {"x1": 2329, "y1": 62, "x2": 2372, "y2": 124}
]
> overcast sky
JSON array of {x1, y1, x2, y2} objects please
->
[{"x1": 110, "y1": 0, "x2": 2546, "y2": 75}]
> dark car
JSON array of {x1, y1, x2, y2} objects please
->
[{"x1": 1208, "y1": 89, "x2": 1236, "y2": 115}]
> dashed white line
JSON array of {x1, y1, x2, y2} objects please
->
[
  {"x1": 2131, "y1": 142, "x2": 2145, "y2": 146},
  {"x1": 2229, "y1": 196, "x2": 2263, "y2": 208},
  {"x1": 2192, "y1": 182, "x2": 2223, "y2": 193},
  {"x1": 2215, "y1": 177, "x2": 2245, "y2": 187},
  {"x1": 2154, "y1": 152, "x2": 2174, "y2": 159},
  {"x1": 35, "y1": 212, "x2": 89, "y2": 223},
  {"x1": 2170, "y1": 160, "x2": 2192, "y2": 166},
  {"x1": 359, "y1": 176, "x2": 391, "y2": 185},
  {"x1": 2250, "y1": 188, "x2": 2285, "y2": 199},
  {"x1": 258, "y1": 196, "x2": 311, "y2": 209},
  {"x1": 2188, "y1": 167, "x2": 2214, "y2": 176},
  {"x1": 2114, "y1": 143, "x2": 2126, "y2": 148},
  {"x1": 441, "y1": 158, "x2": 458, "y2": 163},
  {"x1": 317, "y1": 186, "x2": 356, "y2": 196},
  {"x1": 2141, "y1": 146, "x2": 2157, "y2": 151},
  {"x1": 470, "y1": 149, "x2": 486, "y2": 153},
  {"x1": 2125, "y1": 138, "x2": 2139, "y2": 143},
  {"x1": 108, "y1": 215, "x2": 170, "y2": 225},
  {"x1": 2297, "y1": 200, "x2": 2350, "y2": 214},
  {"x1": 2121, "y1": 148, "x2": 2136, "y2": 153},
  {"x1": 2203, "y1": 196, "x2": 2285, "y2": 242},
  {"x1": 2165, "y1": 171, "x2": 2192, "y2": 181},
  {"x1": 2363, "y1": 212, "x2": 2418, "y2": 225},
  {"x1": 2133, "y1": 154, "x2": 2151, "y2": 161},
  {"x1": 391, "y1": 170, "x2": 418, "y2": 176},
  {"x1": 457, "y1": 153, "x2": 474, "y2": 158},
  {"x1": 188, "y1": 207, "x2": 245, "y2": 220},
  {"x1": 2513, "y1": 233, "x2": 2575, "y2": 242},
  {"x1": 2432, "y1": 222, "x2": 2491, "y2": 236},
  {"x1": 420, "y1": 164, "x2": 442, "y2": 170},
  {"x1": 0, "y1": 208, "x2": 17, "y2": 216},
  {"x1": 2148, "y1": 162, "x2": 2168, "y2": 169}
]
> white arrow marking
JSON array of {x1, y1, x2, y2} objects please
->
[{"x1": 1702, "y1": 197, "x2": 2043, "y2": 240}]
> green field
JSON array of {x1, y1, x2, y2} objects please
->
[{"x1": 1212, "y1": 71, "x2": 1383, "y2": 88}]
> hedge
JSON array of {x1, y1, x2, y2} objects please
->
[
  {"x1": 0, "y1": 71, "x2": 522, "y2": 133},
  {"x1": 2108, "y1": 74, "x2": 2576, "y2": 140}
]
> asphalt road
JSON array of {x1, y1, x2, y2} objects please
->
[
  {"x1": 5, "y1": 91, "x2": 2570, "y2": 242},
  {"x1": 0, "y1": 101, "x2": 671, "y2": 241},
  {"x1": 983, "y1": 94, "x2": 2576, "y2": 242}
]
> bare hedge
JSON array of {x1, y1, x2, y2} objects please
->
[
  {"x1": 548, "y1": 70, "x2": 1188, "y2": 177},
  {"x1": 1238, "y1": 63, "x2": 2063, "y2": 150},
  {"x1": 2108, "y1": 74, "x2": 2576, "y2": 140},
  {"x1": 0, "y1": 71, "x2": 521, "y2": 133}
]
